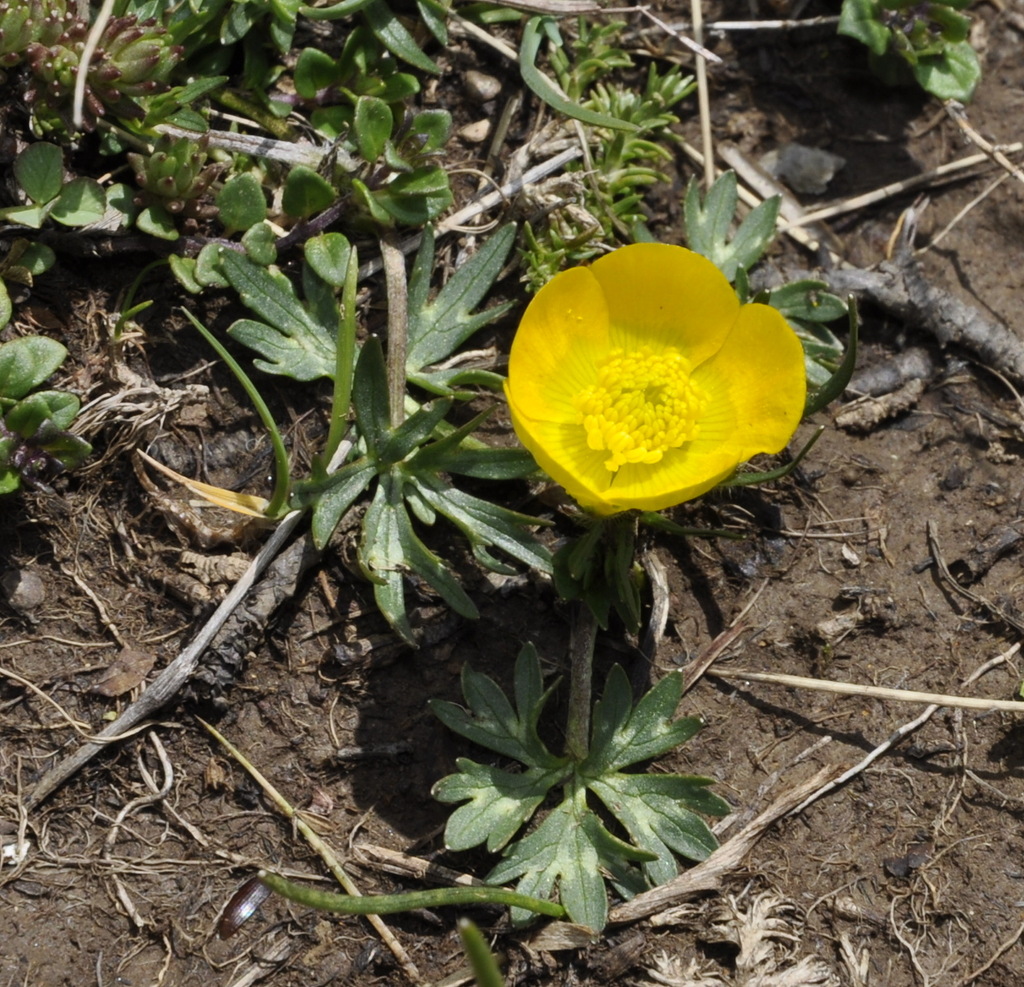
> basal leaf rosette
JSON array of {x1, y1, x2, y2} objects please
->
[{"x1": 505, "y1": 243, "x2": 806, "y2": 514}]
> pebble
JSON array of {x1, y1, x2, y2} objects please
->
[
  {"x1": 1, "y1": 568, "x2": 46, "y2": 611},
  {"x1": 458, "y1": 119, "x2": 492, "y2": 143},
  {"x1": 760, "y1": 142, "x2": 845, "y2": 195},
  {"x1": 464, "y1": 70, "x2": 501, "y2": 104}
]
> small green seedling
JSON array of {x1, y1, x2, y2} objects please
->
[
  {"x1": 0, "y1": 142, "x2": 105, "y2": 230},
  {"x1": 128, "y1": 135, "x2": 220, "y2": 240},
  {"x1": 0, "y1": 335, "x2": 91, "y2": 493},
  {"x1": 838, "y1": 0, "x2": 981, "y2": 101},
  {"x1": 0, "y1": 239, "x2": 56, "y2": 331}
]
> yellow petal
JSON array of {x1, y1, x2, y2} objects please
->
[
  {"x1": 506, "y1": 401, "x2": 618, "y2": 513},
  {"x1": 589, "y1": 244, "x2": 739, "y2": 364},
  {"x1": 506, "y1": 266, "x2": 610, "y2": 425},
  {"x1": 505, "y1": 245, "x2": 808, "y2": 515},
  {"x1": 691, "y1": 301, "x2": 807, "y2": 459}
]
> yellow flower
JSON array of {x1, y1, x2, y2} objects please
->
[{"x1": 504, "y1": 243, "x2": 807, "y2": 515}]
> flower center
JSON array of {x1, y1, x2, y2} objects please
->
[{"x1": 573, "y1": 346, "x2": 707, "y2": 472}]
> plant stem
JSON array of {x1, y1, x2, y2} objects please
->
[
  {"x1": 323, "y1": 246, "x2": 358, "y2": 464},
  {"x1": 258, "y1": 869, "x2": 566, "y2": 918},
  {"x1": 565, "y1": 600, "x2": 599, "y2": 761},
  {"x1": 380, "y1": 234, "x2": 408, "y2": 429}
]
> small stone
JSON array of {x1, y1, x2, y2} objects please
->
[
  {"x1": 760, "y1": 142, "x2": 845, "y2": 195},
  {"x1": 464, "y1": 69, "x2": 501, "y2": 104},
  {"x1": 1, "y1": 569, "x2": 46, "y2": 611},
  {"x1": 458, "y1": 119, "x2": 491, "y2": 143}
]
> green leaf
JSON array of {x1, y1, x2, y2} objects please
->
[
  {"x1": 378, "y1": 398, "x2": 452, "y2": 464},
  {"x1": 282, "y1": 165, "x2": 336, "y2": 219},
  {"x1": 769, "y1": 280, "x2": 847, "y2": 323},
  {"x1": 359, "y1": 480, "x2": 414, "y2": 642},
  {"x1": 0, "y1": 204, "x2": 49, "y2": 229},
  {"x1": 352, "y1": 336, "x2": 390, "y2": 457},
  {"x1": 169, "y1": 255, "x2": 202, "y2": 294},
  {"x1": 106, "y1": 183, "x2": 138, "y2": 226},
  {"x1": 359, "y1": 474, "x2": 478, "y2": 642},
  {"x1": 6, "y1": 390, "x2": 80, "y2": 436},
  {"x1": 364, "y1": 0, "x2": 439, "y2": 73},
  {"x1": 584, "y1": 666, "x2": 702, "y2": 774},
  {"x1": 433, "y1": 758, "x2": 557, "y2": 853},
  {"x1": 409, "y1": 108, "x2": 451, "y2": 154},
  {"x1": 486, "y1": 782, "x2": 645, "y2": 930},
  {"x1": 15, "y1": 143, "x2": 63, "y2": 205},
  {"x1": 195, "y1": 244, "x2": 230, "y2": 287},
  {"x1": 804, "y1": 297, "x2": 859, "y2": 417},
  {"x1": 393, "y1": 490, "x2": 479, "y2": 620},
  {"x1": 838, "y1": 0, "x2": 891, "y2": 55},
  {"x1": 294, "y1": 47, "x2": 341, "y2": 98},
  {"x1": 416, "y1": 0, "x2": 449, "y2": 45},
  {"x1": 136, "y1": 203, "x2": 180, "y2": 240},
  {"x1": 0, "y1": 283, "x2": 10, "y2": 329},
  {"x1": 407, "y1": 224, "x2": 516, "y2": 372},
  {"x1": 304, "y1": 457, "x2": 376, "y2": 548},
  {"x1": 589, "y1": 773, "x2": 724, "y2": 884},
  {"x1": 299, "y1": 0, "x2": 375, "y2": 20},
  {"x1": 221, "y1": 250, "x2": 335, "y2": 380},
  {"x1": 305, "y1": 232, "x2": 353, "y2": 288},
  {"x1": 50, "y1": 178, "x2": 106, "y2": 227},
  {"x1": 430, "y1": 644, "x2": 564, "y2": 767},
  {"x1": 684, "y1": 172, "x2": 779, "y2": 282},
  {"x1": 458, "y1": 920, "x2": 505, "y2": 987},
  {"x1": 241, "y1": 222, "x2": 279, "y2": 266},
  {"x1": 414, "y1": 477, "x2": 552, "y2": 574},
  {"x1": 217, "y1": 173, "x2": 267, "y2": 234},
  {"x1": 18, "y1": 243, "x2": 55, "y2": 277},
  {"x1": 354, "y1": 96, "x2": 394, "y2": 163},
  {"x1": 0, "y1": 466, "x2": 21, "y2": 494},
  {"x1": 430, "y1": 445, "x2": 539, "y2": 481},
  {"x1": 0, "y1": 336, "x2": 68, "y2": 401},
  {"x1": 519, "y1": 17, "x2": 639, "y2": 133},
  {"x1": 913, "y1": 41, "x2": 981, "y2": 101},
  {"x1": 370, "y1": 167, "x2": 453, "y2": 226}
]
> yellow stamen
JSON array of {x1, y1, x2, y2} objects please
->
[{"x1": 573, "y1": 345, "x2": 707, "y2": 472}]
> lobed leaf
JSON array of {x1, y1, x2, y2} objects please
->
[
  {"x1": 221, "y1": 250, "x2": 336, "y2": 380},
  {"x1": 433, "y1": 759, "x2": 557, "y2": 853},
  {"x1": 407, "y1": 224, "x2": 517, "y2": 372},
  {"x1": 585, "y1": 665, "x2": 702, "y2": 774}
]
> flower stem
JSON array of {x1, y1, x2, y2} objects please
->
[
  {"x1": 380, "y1": 233, "x2": 408, "y2": 429},
  {"x1": 565, "y1": 601, "x2": 599, "y2": 761}
]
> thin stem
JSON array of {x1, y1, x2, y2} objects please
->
[
  {"x1": 323, "y1": 246, "x2": 358, "y2": 465},
  {"x1": 258, "y1": 869, "x2": 567, "y2": 919},
  {"x1": 379, "y1": 234, "x2": 408, "y2": 429},
  {"x1": 181, "y1": 309, "x2": 291, "y2": 517},
  {"x1": 565, "y1": 601, "x2": 599, "y2": 761},
  {"x1": 691, "y1": 0, "x2": 715, "y2": 190}
]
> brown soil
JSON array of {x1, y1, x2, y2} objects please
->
[{"x1": 4, "y1": 2, "x2": 1024, "y2": 985}]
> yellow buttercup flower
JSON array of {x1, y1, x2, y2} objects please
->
[{"x1": 504, "y1": 243, "x2": 807, "y2": 515}]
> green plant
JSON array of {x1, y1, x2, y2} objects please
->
[
  {"x1": 0, "y1": 336, "x2": 91, "y2": 493},
  {"x1": 174, "y1": 225, "x2": 550, "y2": 642},
  {"x1": 518, "y1": 17, "x2": 696, "y2": 288},
  {"x1": 127, "y1": 135, "x2": 220, "y2": 239},
  {"x1": 0, "y1": 240, "x2": 56, "y2": 331},
  {"x1": 0, "y1": 142, "x2": 106, "y2": 230},
  {"x1": 432, "y1": 645, "x2": 729, "y2": 931},
  {"x1": 1, "y1": 0, "x2": 183, "y2": 133},
  {"x1": 838, "y1": 0, "x2": 981, "y2": 101}
]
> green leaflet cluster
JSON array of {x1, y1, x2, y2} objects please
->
[{"x1": 432, "y1": 645, "x2": 730, "y2": 931}]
